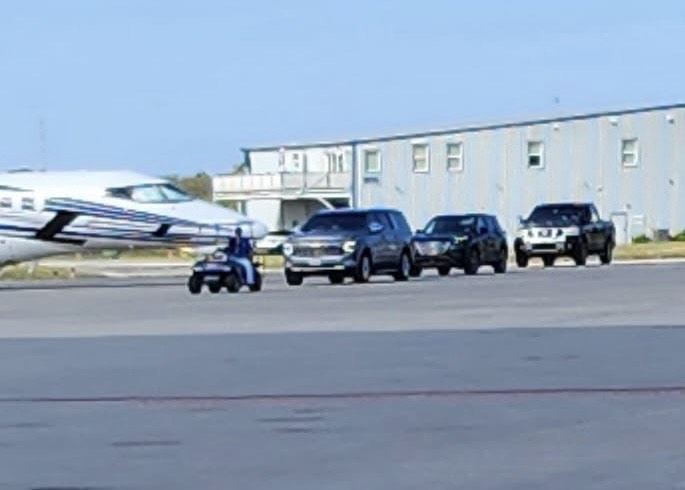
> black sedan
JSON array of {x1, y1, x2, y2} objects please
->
[{"x1": 411, "y1": 213, "x2": 509, "y2": 276}]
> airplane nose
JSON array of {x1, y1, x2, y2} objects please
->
[
  {"x1": 249, "y1": 220, "x2": 269, "y2": 238},
  {"x1": 171, "y1": 199, "x2": 270, "y2": 239},
  {"x1": 206, "y1": 203, "x2": 270, "y2": 239}
]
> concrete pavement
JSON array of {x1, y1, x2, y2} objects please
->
[{"x1": 1, "y1": 264, "x2": 685, "y2": 489}]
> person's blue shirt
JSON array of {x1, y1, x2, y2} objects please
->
[{"x1": 227, "y1": 236, "x2": 252, "y2": 258}]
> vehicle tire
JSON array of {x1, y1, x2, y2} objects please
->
[
  {"x1": 285, "y1": 268, "x2": 304, "y2": 286},
  {"x1": 515, "y1": 251, "x2": 528, "y2": 268},
  {"x1": 573, "y1": 240, "x2": 588, "y2": 267},
  {"x1": 542, "y1": 256, "x2": 555, "y2": 268},
  {"x1": 437, "y1": 266, "x2": 451, "y2": 277},
  {"x1": 599, "y1": 240, "x2": 614, "y2": 265},
  {"x1": 392, "y1": 250, "x2": 411, "y2": 281},
  {"x1": 208, "y1": 282, "x2": 222, "y2": 294},
  {"x1": 249, "y1": 270, "x2": 262, "y2": 292},
  {"x1": 493, "y1": 248, "x2": 508, "y2": 274},
  {"x1": 463, "y1": 248, "x2": 480, "y2": 276},
  {"x1": 409, "y1": 265, "x2": 422, "y2": 278},
  {"x1": 353, "y1": 252, "x2": 372, "y2": 283},
  {"x1": 187, "y1": 273, "x2": 202, "y2": 295},
  {"x1": 328, "y1": 272, "x2": 345, "y2": 285},
  {"x1": 224, "y1": 272, "x2": 241, "y2": 293}
]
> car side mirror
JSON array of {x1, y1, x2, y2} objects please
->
[
  {"x1": 368, "y1": 222, "x2": 384, "y2": 234},
  {"x1": 479, "y1": 226, "x2": 488, "y2": 235}
]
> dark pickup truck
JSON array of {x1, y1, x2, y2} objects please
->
[{"x1": 514, "y1": 202, "x2": 616, "y2": 267}]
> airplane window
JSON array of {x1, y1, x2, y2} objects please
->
[
  {"x1": 106, "y1": 187, "x2": 132, "y2": 199},
  {"x1": 21, "y1": 197, "x2": 35, "y2": 211},
  {"x1": 129, "y1": 184, "x2": 167, "y2": 203},
  {"x1": 106, "y1": 184, "x2": 192, "y2": 203},
  {"x1": 158, "y1": 183, "x2": 193, "y2": 202}
]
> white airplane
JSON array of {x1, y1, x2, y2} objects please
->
[{"x1": 0, "y1": 169, "x2": 268, "y2": 267}]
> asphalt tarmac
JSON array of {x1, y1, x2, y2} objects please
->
[{"x1": 1, "y1": 263, "x2": 684, "y2": 489}]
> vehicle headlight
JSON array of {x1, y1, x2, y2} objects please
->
[
  {"x1": 342, "y1": 240, "x2": 356, "y2": 253},
  {"x1": 562, "y1": 226, "x2": 580, "y2": 237},
  {"x1": 282, "y1": 243, "x2": 293, "y2": 256}
]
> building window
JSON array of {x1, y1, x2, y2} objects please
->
[
  {"x1": 325, "y1": 150, "x2": 344, "y2": 173},
  {"x1": 621, "y1": 138, "x2": 639, "y2": 167},
  {"x1": 446, "y1": 142, "x2": 463, "y2": 171},
  {"x1": 527, "y1": 141, "x2": 544, "y2": 168},
  {"x1": 0, "y1": 197, "x2": 11, "y2": 209},
  {"x1": 364, "y1": 149, "x2": 381, "y2": 173},
  {"x1": 412, "y1": 144, "x2": 430, "y2": 173}
]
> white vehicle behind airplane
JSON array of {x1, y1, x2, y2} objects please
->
[{"x1": 0, "y1": 169, "x2": 268, "y2": 267}]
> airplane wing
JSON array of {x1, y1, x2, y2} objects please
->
[{"x1": 38, "y1": 197, "x2": 255, "y2": 246}]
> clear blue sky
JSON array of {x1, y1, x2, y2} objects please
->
[{"x1": 1, "y1": 0, "x2": 684, "y2": 176}]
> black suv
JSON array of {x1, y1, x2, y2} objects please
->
[
  {"x1": 411, "y1": 213, "x2": 509, "y2": 276},
  {"x1": 282, "y1": 207, "x2": 415, "y2": 285},
  {"x1": 514, "y1": 202, "x2": 616, "y2": 267}
]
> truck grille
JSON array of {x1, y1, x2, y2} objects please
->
[
  {"x1": 531, "y1": 243, "x2": 559, "y2": 251},
  {"x1": 414, "y1": 241, "x2": 450, "y2": 256},
  {"x1": 293, "y1": 246, "x2": 343, "y2": 257}
]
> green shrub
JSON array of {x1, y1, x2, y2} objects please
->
[
  {"x1": 671, "y1": 230, "x2": 685, "y2": 242},
  {"x1": 632, "y1": 234, "x2": 651, "y2": 244}
]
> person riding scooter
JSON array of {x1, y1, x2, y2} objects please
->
[{"x1": 223, "y1": 227, "x2": 255, "y2": 286}]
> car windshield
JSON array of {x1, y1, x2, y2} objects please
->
[
  {"x1": 423, "y1": 216, "x2": 476, "y2": 234},
  {"x1": 526, "y1": 205, "x2": 584, "y2": 226},
  {"x1": 300, "y1": 213, "x2": 368, "y2": 232}
]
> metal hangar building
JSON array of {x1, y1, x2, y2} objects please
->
[{"x1": 213, "y1": 103, "x2": 685, "y2": 244}]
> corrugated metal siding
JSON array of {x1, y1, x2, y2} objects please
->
[
  {"x1": 674, "y1": 111, "x2": 685, "y2": 234},
  {"x1": 355, "y1": 106, "x2": 685, "y2": 239},
  {"x1": 244, "y1": 106, "x2": 685, "y2": 241}
]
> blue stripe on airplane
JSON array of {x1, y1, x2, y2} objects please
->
[
  {"x1": 44, "y1": 202, "x2": 192, "y2": 226},
  {"x1": 44, "y1": 198, "x2": 200, "y2": 227},
  {"x1": 0, "y1": 223, "x2": 227, "y2": 245}
]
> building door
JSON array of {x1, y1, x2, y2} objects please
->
[{"x1": 610, "y1": 212, "x2": 629, "y2": 245}]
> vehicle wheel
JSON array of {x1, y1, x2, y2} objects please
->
[
  {"x1": 249, "y1": 271, "x2": 262, "y2": 292},
  {"x1": 208, "y1": 282, "x2": 222, "y2": 294},
  {"x1": 392, "y1": 251, "x2": 411, "y2": 281},
  {"x1": 285, "y1": 268, "x2": 304, "y2": 286},
  {"x1": 542, "y1": 256, "x2": 555, "y2": 268},
  {"x1": 515, "y1": 251, "x2": 528, "y2": 268},
  {"x1": 573, "y1": 240, "x2": 588, "y2": 266},
  {"x1": 187, "y1": 273, "x2": 202, "y2": 295},
  {"x1": 437, "y1": 266, "x2": 451, "y2": 277},
  {"x1": 409, "y1": 265, "x2": 422, "y2": 278},
  {"x1": 493, "y1": 248, "x2": 508, "y2": 274},
  {"x1": 224, "y1": 272, "x2": 241, "y2": 293},
  {"x1": 328, "y1": 272, "x2": 345, "y2": 285},
  {"x1": 599, "y1": 240, "x2": 614, "y2": 265},
  {"x1": 463, "y1": 248, "x2": 480, "y2": 276},
  {"x1": 354, "y1": 252, "x2": 372, "y2": 283}
]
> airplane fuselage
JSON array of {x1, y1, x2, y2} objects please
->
[{"x1": 0, "y1": 170, "x2": 268, "y2": 267}]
